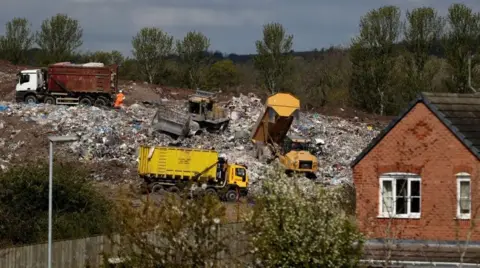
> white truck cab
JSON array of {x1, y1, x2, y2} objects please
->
[{"x1": 15, "y1": 69, "x2": 44, "y2": 103}]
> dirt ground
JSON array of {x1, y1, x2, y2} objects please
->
[{"x1": 95, "y1": 181, "x2": 252, "y2": 223}]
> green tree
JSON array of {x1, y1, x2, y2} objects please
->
[
  {"x1": 36, "y1": 13, "x2": 83, "y2": 63},
  {"x1": 110, "y1": 50, "x2": 124, "y2": 65},
  {"x1": 132, "y1": 27, "x2": 174, "y2": 84},
  {"x1": 0, "y1": 18, "x2": 34, "y2": 64},
  {"x1": 89, "y1": 51, "x2": 113, "y2": 64},
  {"x1": 118, "y1": 57, "x2": 142, "y2": 81},
  {"x1": 245, "y1": 167, "x2": 364, "y2": 267},
  {"x1": 350, "y1": 6, "x2": 402, "y2": 115},
  {"x1": 115, "y1": 191, "x2": 236, "y2": 267},
  {"x1": 205, "y1": 59, "x2": 240, "y2": 90},
  {"x1": 404, "y1": 7, "x2": 445, "y2": 95},
  {"x1": 294, "y1": 48, "x2": 351, "y2": 108},
  {"x1": 253, "y1": 22, "x2": 294, "y2": 94},
  {"x1": 0, "y1": 162, "x2": 115, "y2": 246},
  {"x1": 86, "y1": 50, "x2": 124, "y2": 66},
  {"x1": 443, "y1": 3, "x2": 480, "y2": 93},
  {"x1": 176, "y1": 31, "x2": 211, "y2": 89}
]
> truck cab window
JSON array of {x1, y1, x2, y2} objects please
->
[
  {"x1": 20, "y1": 74, "x2": 30, "y2": 84},
  {"x1": 235, "y1": 168, "x2": 245, "y2": 177},
  {"x1": 189, "y1": 102, "x2": 200, "y2": 114}
]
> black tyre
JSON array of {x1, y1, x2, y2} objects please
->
[
  {"x1": 44, "y1": 96, "x2": 55, "y2": 105},
  {"x1": 205, "y1": 188, "x2": 217, "y2": 197},
  {"x1": 79, "y1": 97, "x2": 93, "y2": 106},
  {"x1": 220, "y1": 121, "x2": 229, "y2": 132},
  {"x1": 24, "y1": 95, "x2": 38, "y2": 104},
  {"x1": 167, "y1": 186, "x2": 180, "y2": 193},
  {"x1": 225, "y1": 189, "x2": 239, "y2": 202},
  {"x1": 94, "y1": 97, "x2": 109, "y2": 107},
  {"x1": 150, "y1": 183, "x2": 164, "y2": 194}
]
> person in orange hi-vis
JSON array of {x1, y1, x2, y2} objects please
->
[{"x1": 114, "y1": 89, "x2": 125, "y2": 109}]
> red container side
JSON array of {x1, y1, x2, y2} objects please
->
[{"x1": 47, "y1": 64, "x2": 118, "y2": 94}]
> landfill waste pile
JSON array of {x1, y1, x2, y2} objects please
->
[{"x1": 0, "y1": 92, "x2": 380, "y2": 190}]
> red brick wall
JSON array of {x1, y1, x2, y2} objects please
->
[{"x1": 354, "y1": 102, "x2": 480, "y2": 241}]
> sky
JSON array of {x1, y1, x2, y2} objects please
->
[{"x1": 0, "y1": 0, "x2": 479, "y2": 56}]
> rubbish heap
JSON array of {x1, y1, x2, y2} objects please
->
[{"x1": 0, "y1": 92, "x2": 380, "y2": 188}]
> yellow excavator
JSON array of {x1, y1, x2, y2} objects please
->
[{"x1": 250, "y1": 93, "x2": 318, "y2": 178}]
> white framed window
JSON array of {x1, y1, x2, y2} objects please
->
[
  {"x1": 379, "y1": 173, "x2": 421, "y2": 218},
  {"x1": 456, "y1": 172, "x2": 471, "y2": 219}
]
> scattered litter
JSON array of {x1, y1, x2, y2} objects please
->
[{"x1": 0, "y1": 92, "x2": 380, "y2": 189}]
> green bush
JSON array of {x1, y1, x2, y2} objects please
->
[
  {"x1": 0, "y1": 161, "x2": 115, "y2": 246},
  {"x1": 245, "y1": 168, "x2": 364, "y2": 267},
  {"x1": 115, "y1": 191, "x2": 232, "y2": 268}
]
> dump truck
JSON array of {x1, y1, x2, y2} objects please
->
[
  {"x1": 15, "y1": 62, "x2": 118, "y2": 106},
  {"x1": 250, "y1": 92, "x2": 318, "y2": 178},
  {"x1": 137, "y1": 145, "x2": 249, "y2": 202}
]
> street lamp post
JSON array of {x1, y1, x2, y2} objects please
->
[{"x1": 47, "y1": 135, "x2": 79, "y2": 268}]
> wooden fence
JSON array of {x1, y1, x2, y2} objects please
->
[
  {"x1": 4, "y1": 223, "x2": 480, "y2": 267},
  {"x1": 0, "y1": 222, "x2": 247, "y2": 268}
]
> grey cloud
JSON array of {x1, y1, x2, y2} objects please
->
[{"x1": 1, "y1": 0, "x2": 480, "y2": 56}]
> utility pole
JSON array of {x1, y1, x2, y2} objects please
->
[
  {"x1": 47, "y1": 135, "x2": 79, "y2": 268},
  {"x1": 468, "y1": 52, "x2": 477, "y2": 93}
]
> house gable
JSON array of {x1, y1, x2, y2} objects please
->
[
  {"x1": 351, "y1": 93, "x2": 480, "y2": 168},
  {"x1": 353, "y1": 96, "x2": 480, "y2": 242},
  {"x1": 355, "y1": 102, "x2": 476, "y2": 172}
]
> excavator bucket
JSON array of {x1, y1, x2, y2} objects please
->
[{"x1": 150, "y1": 105, "x2": 200, "y2": 137}]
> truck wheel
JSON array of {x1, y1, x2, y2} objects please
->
[
  {"x1": 79, "y1": 97, "x2": 93, "y2": 106},
  {"x1": 24, "y1": 95, "x2": 38, "y2": 104},
  {"x1": 150, "y1": 183, "x2": 164, "y2": 194},
  {"x1": 44, "y1": 96, "x2": 55, "y2": 105},
  {"x1": 167, "y1": 186, "x2": 180, "y2": 193},
  {"x1": 205, "y1": 188, "x2": 217, "y2": 197},
  {"x1": 225, "y1": 189, "x2": 239, "y2": 202},
  {"x1": 220, "y1": 121, "x2": 229, "y2": 132},
  {"x1": 94, "y1": 97, "x2": 108, "y2": 107}
]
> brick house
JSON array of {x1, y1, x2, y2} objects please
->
[{"x1": 351, "y1": 92, "x2": 480, "y2": 244}]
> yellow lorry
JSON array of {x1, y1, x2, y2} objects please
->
[
  {"x1": 250, "y1": 93, "x2": 318, "y2": 178},
  {"x1": 137, "y1": 145, "x2": 249, "y2": 202}
]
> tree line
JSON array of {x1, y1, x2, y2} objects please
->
[{"x1": 1, "y1": 3, "x2": 480, "y2": 115}]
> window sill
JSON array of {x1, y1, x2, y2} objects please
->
[
  {"x1": 377, "y1": 215, "x2": 421, "y2": 219},
  {"x1": 455, "y1": 215, "x2": 471, "y2": 220}
]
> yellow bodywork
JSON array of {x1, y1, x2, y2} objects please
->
[
  {"x1": 280, "y1": 151, "x2": 318, "y2": 173},
  {"x1": 138, "y1": 145, "x2": 218, "y2": 181},
  {"x1": 226, "y1": 164, "x2": 249, "y2": 188},
  {"x1": 250, "y1": 92, "x2": 318, "y2": 175},
  {"x1": 266, "y1": 93, "x2": 300, "y2": 117}
]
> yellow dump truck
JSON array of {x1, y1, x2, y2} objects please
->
[
  {"x1": 137, "y1": 145, "x2": 248, "y2": 202},
  {"x1": 250, "y1": 93, "x2": 318, "y2": 178}
]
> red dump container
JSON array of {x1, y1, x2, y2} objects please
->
[{"x1": 47, "y1": 64, "x2": 118, "y2": 94}]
